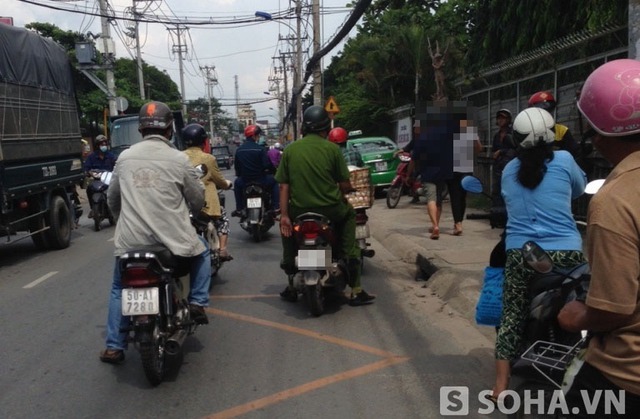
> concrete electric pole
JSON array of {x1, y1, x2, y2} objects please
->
[{"x1": 98, "y1": 0, "x2": 117, "y2": 116}]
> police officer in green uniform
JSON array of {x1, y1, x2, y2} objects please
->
[{"x1": 275, "y1": 106, "x2": 376, "y2": 306}]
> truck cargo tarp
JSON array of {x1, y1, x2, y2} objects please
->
[{"x1": 0, "y1": 24, "x2": 74, "y2": 95}]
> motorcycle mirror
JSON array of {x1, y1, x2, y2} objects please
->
[
  {"x1": 585, "y1": 179, "x2": 605, "y2": 195},
  {"x1": 521, "y1": 241, "x2": 553, "y2": 274},
  {"x1": 194, "y1": 164, "x2": 208, "y2": 178},
  {"x1": 461, "y1": 176, "x2": 484, "y2": 194}
]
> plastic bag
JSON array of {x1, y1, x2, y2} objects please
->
[{"x1": 475, "y1": 266, "x2": 505, "y2": 326}]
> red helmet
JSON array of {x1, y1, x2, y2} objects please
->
[
  {"x1": 528, "y1": 91, "x2": 557, "y2": 112},
  {"x1": 328, "y1": 127, "x2": 348, "y2": 144},
  {"x1": 244, "y1": 124, "x2": 262, "y2": 138},
  {"x1": 578, "y1": 59, "x2": 640, "y2": 136}
]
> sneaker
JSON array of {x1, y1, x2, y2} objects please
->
[
  {"x1": 189, "y1": 304, "x2": 209, "y2": 325},
  {"x1": 349, "y1": 290, "x2": 376, "y2": 306},
  {"x1": 99, "y1": 349, "x2": 125, "y2": 364},
  {"x1": 280, "y1": 286, "x2": 298, "y2": 302}
]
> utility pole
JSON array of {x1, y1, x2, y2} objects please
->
[
  {"x1": 98, "y1": 0, "x2": 117, "y2": 116},
  {"x1": 295, "y1": 0, "x2": 303, "y2": 139},
  {"x1": 201, "y1": 65, "x2": 217, "y2": 138},
  {"x1": 132, "y1": 0, "x2": 152, "y2": 100},
  {"x1": 312, "y1": 0, "x2": 322, "y2": 106},
  {"x1": 234, "y1": 75, "x2": 240, "y2": 135},
  {"x1": 169, "y1": 25, "x2": 188, "y2": 116}
]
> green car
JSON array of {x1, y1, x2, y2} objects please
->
[{"x1": 346, "y1": 137, "x2": 399, "y2": 191}]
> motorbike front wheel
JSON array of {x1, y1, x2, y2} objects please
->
[
  {"x1": 386, "y1": 183, "x2": 404, "y2": 209},
  {"x1": 306, "y1": 282, "x2": 325, "y2": 317},
  {"x1": 139, "y1": 323, "x2": 166, "y2": 386},
  {"x1": 251, "y1": 225, "x2": 262, "y2": 242},
  {"x1": 92, "y1": 203, "x2": 101, "y2": 231}
]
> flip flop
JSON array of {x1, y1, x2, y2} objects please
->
[{"x1": 430, "y1": 227, "x2": 440, "y2": 240}]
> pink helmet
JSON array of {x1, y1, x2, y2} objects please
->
[{"x1": 577, "y1": 59, "x2": 640, "y2": 136}]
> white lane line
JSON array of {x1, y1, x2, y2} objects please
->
[{"x1": 23, "y1": 271, "x2": 58, "y2": 289}]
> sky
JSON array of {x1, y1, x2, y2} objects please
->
[{"x1": 5, "y1": 0, "x2": 359, "y2": 124}]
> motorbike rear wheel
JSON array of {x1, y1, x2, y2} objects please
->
[
  {"x1": 306, "y1": 282, "x2": 325, "y2": 317},
  {"x1": 139, "y1": 324, "x2": 166, "y2": 386},
  {"x1": 386, "y1": 183, "x2": 404, "y2": 209}
]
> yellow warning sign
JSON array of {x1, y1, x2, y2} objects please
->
[{"x1": 325, "y1": 96, "x2": 340, "y2": 114}]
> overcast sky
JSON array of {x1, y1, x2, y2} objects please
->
[{"x1": 5, "y1": 0, "x2": 358, "y2": 123}]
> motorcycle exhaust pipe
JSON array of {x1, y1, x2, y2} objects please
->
[{"x1": 165, "y1": 329, "x2": 188, "y2": 356}]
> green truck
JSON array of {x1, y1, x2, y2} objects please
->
[{"x1": 0, "y1": 24, "x2": 84, "y2": 250}]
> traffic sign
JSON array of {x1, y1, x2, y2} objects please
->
[{"x1": 325, "y1": 96, "x2": 340, "y2": 114}]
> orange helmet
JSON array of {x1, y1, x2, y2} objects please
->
[
  {"x1": 244, "y1": 124, "x2": 262, "y2": 139},
  {"x1": 328, "y1": 127, "x2": 348, "y2": 145},
  {"x1": 528, "y1": 91, "x2": 557, "y2": 112}
]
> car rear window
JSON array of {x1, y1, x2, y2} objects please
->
[{"x1": 351, "y1": 140, "x2": 395, "y2": 153}]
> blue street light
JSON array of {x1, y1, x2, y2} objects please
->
[{"x1": 254, "y1": 11, "x2": 273, "y2": 20}]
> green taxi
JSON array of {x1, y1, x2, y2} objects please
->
[{"x1": 346, "y1": 136, "x2": 399, "y2": 192}]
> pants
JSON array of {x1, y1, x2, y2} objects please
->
[
  {"x1": 564, "y1": 362, "x2": 640, "y2": 417},
  {"x1": 105, "y1": 236, "x2": 211, "y2": 350},
  {"x1": 446, "y1": 172, "x2": 469, "y2": 224},
  {"x1": 280, "y1": 202, "x2": 362, "y2": 289},
  {"x1": 234, "y1": 176, "x2": 280, "y2": 211}
]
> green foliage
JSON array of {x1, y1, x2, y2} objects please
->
[{"x1": 324, "y1": 0, "x2": 627, "y2": 133}]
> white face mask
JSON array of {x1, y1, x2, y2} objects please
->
[{"x1": 99, "y1": 145, "x2": 108, "y2": 153}]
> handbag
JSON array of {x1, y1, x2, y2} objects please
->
[{"x1": 475, "y1": 266, "x2": 505, "y2": 326}]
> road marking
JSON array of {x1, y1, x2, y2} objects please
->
[
  {"x1": 204, "y1": 357, "x2": 408, "y2": 419},
  {"x1": 23, "y1": 271, "x2": 58, "y2": 289},
  {"x1": 203, "y1": 307, "x2": 410, "y2": 419}
]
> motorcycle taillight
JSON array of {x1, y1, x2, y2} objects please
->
[
  {"x1": 294, "y1": 220, "x2": 323, "y2": 244},
  {"x1": 122, "y1": 264, "x2": 160, "y2": 287}
]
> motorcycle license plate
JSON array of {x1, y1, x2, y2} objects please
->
[
  {"x1": 296, "y1": 249, "x2": 331, "y2": 270},
  {"x1": 355, "y1": 224, "x2": 370, "y2": 239},
  {"x1": 122, "y1": 287, "x2": 159, "y2": 316},
  {"x1": 375, "y1": 161, "x2": 387, "y2": 172},
  {"x1": 247, "y1": 197, "x2": 262, "y2": 208}
]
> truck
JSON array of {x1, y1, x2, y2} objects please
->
[
  {"x1": 108, "y1": 112, "x2": 185, "y2": 158},
  {"x1": 0, "y1": 24, "x2": 84, "y2": 250}
]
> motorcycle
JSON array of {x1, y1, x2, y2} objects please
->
[
  {"x1": 290, "y1": 212, "x2": 349, "y2": 317},
  {"x1": 87, "y1": 170, "x2": 115, "y2": 231},
  {"x1": 386, "y1": 152, "x2": 424, "y2": 209},
  {"x1": 354, "y1": 208, "x2": 375, "y2": 266},
  {"x1": 239, "y1": 182, "x2": 275, "y2": 242},
  {"x1": 508, "y1": 241, "x2": 591, "y2": 418},
  {"x1": 119, "y1": 248, "x2": 200, "y2": 386},
  {"x1": 190, "y1": 191, "x2": 228, "y2": 279}
]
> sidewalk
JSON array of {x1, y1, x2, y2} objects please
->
[{"x1": 368, "y1": 196, "x2": 503, "y2": 334}]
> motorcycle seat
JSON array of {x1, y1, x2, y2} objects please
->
[{"x1": 121, "y1": 246, "x2": 189, "y2": 273}]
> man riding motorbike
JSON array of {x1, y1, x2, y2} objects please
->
[
  {"x1": 84, "y1": 135, "x2": 117, "y2": 217},
  {"x1": 100, "y1": 101, "x2": 211, "y2": 364},
  {"x1": 276, "y1": 105, "x2": 375, "y2": 306},
  {"x1": 232, "y1": 125, "x2": 279, "y2": 217},
  {"x1": 182, "y1": 123, "x2": 234, "y2": 261}
]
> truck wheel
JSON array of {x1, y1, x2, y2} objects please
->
[
  {"x1": 29, "y1": 216, "x2": 50, "y2": 250},
  {"x1": 45, "y1": 195, "x2": 72, "y2": 249}
]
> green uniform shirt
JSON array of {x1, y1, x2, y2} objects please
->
[{"x1": 275, "y1": 133, "x2": 350, "y2": 208}]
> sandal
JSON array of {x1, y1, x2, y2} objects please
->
[
  {"x1": 452, "y1": 223, "x2": 463, "y2": 236},
  {"x1": 430, "y1": 227, "x2": 440, "y2": 240}
]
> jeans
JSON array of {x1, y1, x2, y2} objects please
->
[
  {"x1": 234, "y1": 175, "x2": 280, "y2": 211},
  {"x1": 105, "y1": 236, "x2": 211, "y2": 350}
]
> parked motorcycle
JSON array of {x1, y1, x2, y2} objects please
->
[
  {"x1": 239, "y1": 182, "x2": 275, "y2": 242},
  {"x1": 290, "y1": 212, "x2": 349, "y2": 316},
  {"x1": 119, "y1": 248, "x2": 200, "y2": 386},
  {"x1": 386, "y1": 152, "x2": 424, "y2": 208},
  {"x1": 87, "y1": 170, "x2": 114, "y2": 231}
]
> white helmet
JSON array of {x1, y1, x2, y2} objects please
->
[
  {"x1": 512, "y1": 107, "x2": 555, "y2": 149},
  {"x1": 274, "y1": 142, "x2": 282, "y2": 150}
]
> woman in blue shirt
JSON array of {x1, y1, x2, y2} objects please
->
[{"x1": 492, "y1": 107, "x2": 587, "y2": 400}]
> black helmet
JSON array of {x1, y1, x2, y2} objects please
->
[
  {"x1": 182, "y1": 123, "x2": 208, "y2": 147},
  {"x1": 302, "y1": 105, "x2": 331, "y2": 134},
  {"x1": 139, "y1": 101, "x2": 174, "y2": 131}
]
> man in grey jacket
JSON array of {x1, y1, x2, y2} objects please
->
[{"x1": 99, "y1": 101, "x2": 211, "y2": 364}]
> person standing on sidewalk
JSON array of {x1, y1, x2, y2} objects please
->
[
  {"x1": 492, "y1": 107, "x2": 586, "y2": 400},
  {"x1": 558, "y1": 59, "x2": 640, "y2": 416}
]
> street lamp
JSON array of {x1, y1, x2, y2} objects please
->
[{"x1": 255, "y1": 9, "x2": 303, "y2": 140}]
